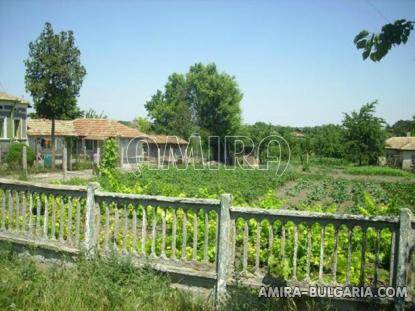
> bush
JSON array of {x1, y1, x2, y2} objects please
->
[
  {"x1": 4, "y1": 143, "x2": 35, "y2": 170},
  {"x1": 345, "y1": 165, "x2": 413, "y2": 177}
]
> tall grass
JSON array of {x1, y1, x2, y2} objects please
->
[
  {"x1": 0, "y1": 244, "x2": 392, "y2": 310},
  {"x1": 344, "y1": 166, "x2": 413, "y2": 177},
  {"x1": 0, "y1": 247, "x2": 210, "y2": 311}
]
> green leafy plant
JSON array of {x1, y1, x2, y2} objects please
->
[
  {"x1": 4, "y1": 143, "x2": 35, "y2": 170},
  {"x1": 354, "y1": 19, "x2": 414, "y2": 62},
  {"x1": 100, "y1": 138, "x2": 119, "y2": 174}
]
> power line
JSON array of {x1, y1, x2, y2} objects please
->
[
  {"x1": 365, "y1": 0, "x2": 415, "y2": 58},
  {"x1": 365, "y1": 0, "x2": 390, "y2": 23}
]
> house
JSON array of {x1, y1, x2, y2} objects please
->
[
  {"x1": 385, "y1": 136, "x2": 415, "y2": 171},
  {"x1": 28, "y1": 118, "x2": 144, "y2": 164},
  {"x1": 0, "y1": 92, "x2": 30, "y2": 157},
  {"x1": 27, "y1": 118, "x2": 187, "y2": 167},
  {"x1": 26, "y1": 119, "x2": 76, "y2": 158},
  {"x1": 140, "y1": 135, "x2": 188, "y2": 164},
  {"x1": 291, "y1": 131, "x2": 305, "y2": 139}
]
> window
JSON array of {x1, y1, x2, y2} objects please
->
[
  {"x1": 85, "y1": 140, "x2": 93, "y2": 150},
  {"x1": 14, "y1": 119, "x2": 21, "y2": 139},
  {"x1": 0, "y1": 118, "x2": 4, "y2": 138}
]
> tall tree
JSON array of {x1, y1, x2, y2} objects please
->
[
  {"x1": 25, "y1": 22, "x2": 86, "y2": 166},
  {"x1": 145, "y1": 73, "x2": 195, "y2": 138},
  {"x1": 342, "y1": 101, "x2": 386, "y2": 165},
  {"x1": 145, "y1": 63, "x2": 243, "y2": 162},
  {"x1": 354, "y1": 19, "x2": 414, "y2": 62}
]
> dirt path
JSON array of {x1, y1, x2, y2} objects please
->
[{"x1": 2, "y1": 169, "x2": 93, "y2": 184}]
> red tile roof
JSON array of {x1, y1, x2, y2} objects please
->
[
  {"x1": 27, "y1": 119, "x2": 77, "y2": 136},
  {"x1": 28, "y1": 118, "x2": 143, "y2": 139},
  {"x1": 27, "y1": 118, "x2": 188, "y2": 145},
  {"x1": 73, "y1": 119, "x2": 143, "y2": 139},
  {"x1": 141, "y1": 135, "x2": 188, "y2": 145}
]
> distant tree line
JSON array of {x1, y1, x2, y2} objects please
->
[
  {"x1": 141, "y1": 67, "x2": 414, "y2": 166},
  {"x1": 242, "y1": 103, "x2": 414, "y2": 166}
]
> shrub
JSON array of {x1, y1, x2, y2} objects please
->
[{"x1": 4, "y1": 143, "x2": 35, "y2": 170}]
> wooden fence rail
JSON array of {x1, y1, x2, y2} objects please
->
[{"x1": 0, "y1": 178, "x2": 413, "y2": 309}]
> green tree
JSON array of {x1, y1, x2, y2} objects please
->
[
  {"x1": 145, "y1": 63, "x2": 243, "y2": 162},
  {"x1": 5, "y1": 143, "x2": 35, "y2": 170},
  {"x1": 354, "y1": 19, "x2": 414, "y2": 62},
  {"x1": 24, "y1": 22, "x2": 86, "y2": 166},
  {"x1": 309, "y1": 124, "x2": 344, "y2": 158},
  {"x1": 188, "y1": 63, "x2": 242, "y2": 162},
  {"x1": 135, "y1": 116, "x2": 152, "y2": 133},
  {"x1": 242, "y1": 122, "x2": 278, "y2": 163},
  {"x1": 387, "y1": 119, "x2": 414, "y2": 137},
  {"x1": 342, "y1": 101, "x2": 386, "y2": 165},
  {"x1": 145, "y1": 73, "x2": 195, "y2": 138}
]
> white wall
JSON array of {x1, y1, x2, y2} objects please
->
[{"x1": 402, "y1": 150, "x2": 415, "y2": 170}]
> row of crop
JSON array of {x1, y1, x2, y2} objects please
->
[{"x1": 283, "y1": 177, "x2": 412, "y2": 215}]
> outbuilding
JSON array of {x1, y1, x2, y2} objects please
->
[{"x1": 385, "y1": 136, "x2": 415, "y2": 171}]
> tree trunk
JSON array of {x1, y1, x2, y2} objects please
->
[{"x1": 51, "y1": 118, "x2": 56, "y2": 169}]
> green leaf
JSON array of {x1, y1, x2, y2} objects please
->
[
  {"x1": 353, "y1": 30, "x2": 369, "y2": 44},
  {"x1": 355, "y1": 39, "x2": 367, "y2": 49},
  {"x1": 362, "y1": 49, "x2": 371, "y2": 60}
]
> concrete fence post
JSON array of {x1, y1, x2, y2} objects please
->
[
  {"x1": 395, "y1": 208, "x2": 412, "y2": 311},
  {"x1": 62, "y1": 147, "x2": 67, "y2": 181},
  {"x1": 215, "y1": 193, "x2": 232, "y2": 306},
  {"x1": 84, "y1": 182, "x2": 100, "y2": 257},
  {"x1": 22, "y1": 146, "x2": 27, "y2": 177}
]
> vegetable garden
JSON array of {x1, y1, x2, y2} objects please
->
[{"x1": 53, "y1": 166, "x2": 415, "y2": 288}]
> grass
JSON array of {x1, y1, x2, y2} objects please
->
[
  {"x1": 344, "y1": 165, "x2": 414, "y2": 177},
  {"x1": 0, "y1": 247, "x2": 211, "y2": 311},
  {"x1": 0, "y1": 244, "x2": 336, "y2": 311},
  {"x1": 0, "y1": 243, "x2": 397, "y2": 311}
]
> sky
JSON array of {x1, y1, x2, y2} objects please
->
[{"x1": 0, "y1": 0, "x2": 414, "y2": 127}]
